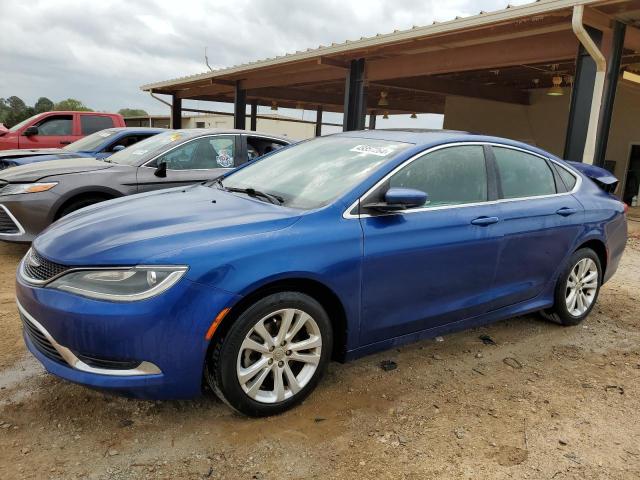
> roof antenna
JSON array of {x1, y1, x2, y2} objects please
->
[{"x1": 205, "y1": 47, "x2": 213, "y2": 71}]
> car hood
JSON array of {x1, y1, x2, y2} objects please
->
[
  {"x1": 10, "y1": 152, "x2": 93, "y2": 165},
  {"x1": 33, "y1": 185, "x2": 303, "y2": 265},
  {"x1": 0, "y1": 157, "x2": 111, "y2": 182},
  {"x1": 0, "y1": 148, "x2": 68, "y2": 159}
]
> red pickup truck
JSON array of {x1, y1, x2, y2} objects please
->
[{"x1": 0, "y1": 111, "x2": 126, "y2": 150}]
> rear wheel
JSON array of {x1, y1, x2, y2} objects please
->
[
  {"x1": 542, "y1": 248, "x2": 601, "y2": 326},
  {"x1": 206, "y1": 292, "x2": 332, "y2": 417}
]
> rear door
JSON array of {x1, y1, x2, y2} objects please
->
[
  {"x1": 136, "y1": 134, "x2": 240, "y2": 192},
  {"x1": 359, "y1": 144, "x2": 503, "y2": 345},
  {"x1": 488, "y1": 145, "x2": 584, "y2": 309},
  {"x1": 19, "y1": 113, "x2": 75, "y2": 148}
]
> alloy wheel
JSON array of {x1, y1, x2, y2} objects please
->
[
  {"x1": 236, "y1": 308, "x2": 322, "y2": 403},
  {"x1": 565, "y1": 258, "x2": 598, "y2": 317}
]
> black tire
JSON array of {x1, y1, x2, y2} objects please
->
[
  {"x1": 206, "y1": 292, "x2": 333, "y2": 417},
  {"x1": 542, "y1": 248, "x2": 602, "y2": 326},
  {"x1": 57, "y1": 196, "x2": 109, "y2": 219}
]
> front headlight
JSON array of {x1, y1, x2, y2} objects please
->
[
  {"x1": 1, "y1": 182, "x2": 58, "y2": 195},
  {"x1": 48, "y1": 266, "x2": 188, "y2": 301}
]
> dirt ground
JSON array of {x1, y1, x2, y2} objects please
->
[{"x1": 0, "y1": 229, "x2": 639, "y2": 480}]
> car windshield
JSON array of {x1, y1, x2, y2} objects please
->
[
  {"x1": 108, "y1": 131, "x2": 188, "y2": 165},
  {"x1": 63, "y1": 129, "x2": 116, "y2": 152},
  {"x1": 220, "y1": 136, "x2": 411, "y2": 209},
  {"x1": 8, "y1": 114, "x2": 40, "y2": 132}
]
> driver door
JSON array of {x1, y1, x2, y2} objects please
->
[
  {"x1": 136, "y1": 134, "x2": 240, "y2": 192},
  {"x1": 359, "y1": 144, "x2": 503, "y2": 345}
]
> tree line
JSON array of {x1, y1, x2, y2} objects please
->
[{"x1": 0, "y1": 96, "x2": 148, "y2": 128}]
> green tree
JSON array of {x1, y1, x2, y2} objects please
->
[
  {"x1": 53, "y1": 98, "x2": 93, "y2": 111},
  {"x1": 34, "y1": 97, "x2": 54, "y2": 113},
  {"x1": 118, "y1": 108, "x2": 148, "y2": 117},
  {"x1": 0, "y1": 96, "x2": 34, "y2": 127}
]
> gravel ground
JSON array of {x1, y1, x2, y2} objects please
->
[{"x1": 0, "y1": 234, "x2": 638, "y2": 480}]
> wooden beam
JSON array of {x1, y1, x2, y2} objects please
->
[
  {"x1": 373, "y1": 76, "x2": 529, "y2": 105},
  {"x1": 239, "y1": 67, "x2": 346, "y2": 90},
  {"x1": 246, "y1": 86, "x2": 445, "y2": 114},
  {"x1": 581, "y1": 6, "x2": 612, "y2": 32},
  {"x1": 367, "y1": 30, "x2": 578, "y2": 82},
  {"x1": 176, "y1": 84, "x2": 233, "y2": 99},
  {"x1": 317, "y1": 57, "x2": 349, "y2": 69},
  {"x1": 625, "y1": 25, "x2": 640, "y2": 52},
  {"x1": 210, "y1": 78, "x2": 236, "y2": 86}
]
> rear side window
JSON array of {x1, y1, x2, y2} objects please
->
[
  {"x1": 556, "y1": 165, "x2": 577, "y2": 190},
  {"x1": 493, "y1": 147, "x2": 556, "y2": 199},
  {"x1": 247, "y1": 136, "x2": 288, "y2": 161},
  {"x1": 81, "y1": 115, "x2": 115, "y2": 135},
  {"x1": 36, "y1": 115, "x2": 73, "y2": 136},
  {"x1": 389, "y1": 145, "x2": 487, "y2": 208}
]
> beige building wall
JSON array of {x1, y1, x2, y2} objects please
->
[
  {"x1": 181, "y1": 114, "x2": 320, "y2": 140},
  {"x1": 443, "y1": 83, "x2": 640, "y2": 194}
]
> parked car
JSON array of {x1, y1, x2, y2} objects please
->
[
  {"x1": 15, "y1": 130, "x2": 626, "y2": 416},
  {"x1": 0, "y1": 127, "x2": 166, "y2": 170},
  {"x1": 0, "y1": 129, "x2": 289, "y2": 242},
  {"x1": 0, "y1": 111, "x2": 126, "y2": 150}
]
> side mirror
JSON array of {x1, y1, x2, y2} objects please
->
[
  {"x1": 154, "y1": 161, "x2": 167, "y2": 178},
  {"x1": 111, "y1": 145, "x2": 126, "y2": 152},
  {"x1": 363, "y1": 187, "x2": 428, "y2": 212},
  {"x1": 23, "y1": 126, "x2": 38, "y2": 136}
]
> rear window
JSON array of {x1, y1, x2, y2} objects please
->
[
  {"x1": 81, "y1": 115, "x2": 115, "y2": 135},
  {"x1": 556, "y1": 165, "x2": 577, "y2": 190},
  {"x1": 493, "y1": 147, "x2": 556, "y2": 199}
]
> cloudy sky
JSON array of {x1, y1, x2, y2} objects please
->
[{"x1": 0, "y1": 0, "x2": 532, "y2": 127}]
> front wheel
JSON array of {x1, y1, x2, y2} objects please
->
[
  {"x1": 206, "y1": 292, "x2": 332, "y2": 417},
  {"x1": 542, "y1": 248, "x2": 602, "y2": 326}
]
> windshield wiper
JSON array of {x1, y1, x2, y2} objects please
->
[{"x1": 217, "y1": 180, "x2": 284, "y2": 205}]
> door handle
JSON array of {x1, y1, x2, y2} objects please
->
[
  {"x1": 60, "y1": 141, "x2": 71, "y2": 145},
  {"x1": 556, "y1": 207, "x2": 577, "y2": 216},
  {"x1": 471, "y1": 216, "x2": 499, "y2": 226}
]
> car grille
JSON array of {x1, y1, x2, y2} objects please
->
[
  {"x1": 22, "y1": 249, "x2": 69, "y2": 283},
  {"x1": 21, "y1": 312, "x2": 66, "y2": 365},
  {"x1": 0, "y1": 207, "x2": 19, "y2": 234}
]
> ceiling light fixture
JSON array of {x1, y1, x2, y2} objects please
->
[
  {"x1": 378, "y1": 91, "x2": 389, "y2": 107},
  {"x1": 547, "y1": 76, "x2": 564, "y2": 96},
  {"x1": 623, "y1": 70, "x2": 640, "y2": 84},
  {"x1": 382, "y1": 111, "x2": 389, "y2": 119}
]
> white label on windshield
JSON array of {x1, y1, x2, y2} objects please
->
[
  {"x1": 350, "y1": 145, "x2": 395, "y2": 157},
  {"x1": 97, "y1": 132, "x2": 112, "y2": 137},
  {"x1": 131, "y1": 150, "x2": 148, "y2": 155}
]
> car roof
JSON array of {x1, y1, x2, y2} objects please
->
[
  {"x1": 170, "y1": 128, "x2": 290, "y2": 142},
  {"x1": 335, "y1": 129, "x2": 557, "y2": 160},
  {"x1": 105, "y1": 127, "x2": 168, "y2": 134}
]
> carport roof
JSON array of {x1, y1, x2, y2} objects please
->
[{"x1": 141, "y1": 0, "x2": 640, "y2": 114}]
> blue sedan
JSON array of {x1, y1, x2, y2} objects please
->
[
  {"x1": 0, "y1": 127, "x2": 166, "y2": 169},
  {"x1": 16, "y1": 130, "x2": 627, "y2": 416}
]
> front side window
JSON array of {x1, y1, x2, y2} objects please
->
[
  {"x1": 221, "y1": 136, "x2": 410, "y2": 209},
  {"x1": 36, "y1": 115, "x2": 73, "y2": 136},
  {"x1": 155, "y1": 136, "x2": 236, "y2": 170},
  {"x1": 493, "y1": 147, "x2": 556, "y2": 199},
  {"x1": 388, "y1": 145, "x2": 487, "y2": 208},
  {"x1": 81, "y1": 115, "x2": 115, "y2": 134}
]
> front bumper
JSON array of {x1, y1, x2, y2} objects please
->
[
  {"x1": 16, "y1": 273, "x2": 239, "y2": 399},
  {"x1": 0, "y1": 191, "x2": 60, "y2": 243}
]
